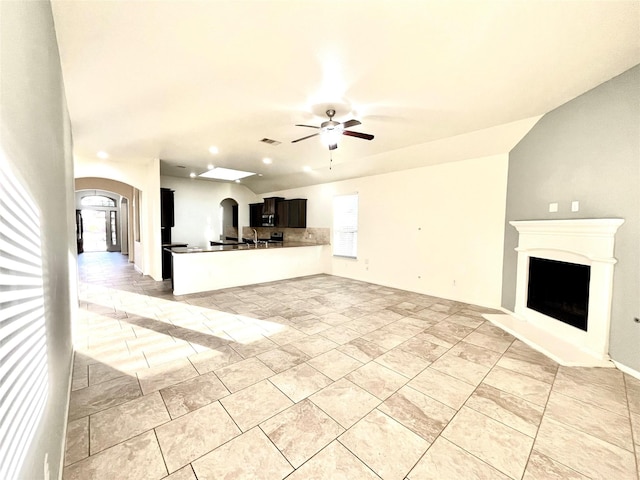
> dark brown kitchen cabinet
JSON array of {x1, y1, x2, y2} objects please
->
[
  {"x1": 249, "y1": 203, "x2": 263, "y2": 227},
  {"x1": 276, "y1": 198, "x2": 307, "y2": 228},
  {"x1": 161, "y1": 188, "x2": 175, "y2": 227},
  {"x1": 276, "y1": 200, "x2": 289, "y2": 228},
  {"x1": 263, "y1": 197, "x2": 284, "y2": 215},
  {"x1": 287, "y1": 199, "x2": 307, "y2": 228}
]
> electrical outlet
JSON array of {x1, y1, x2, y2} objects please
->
[{"x1": 549, "y1": 202, "x2": 558, "y2": 213}]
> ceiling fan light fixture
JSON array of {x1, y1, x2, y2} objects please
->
[{"x1": 320, "y1": 125, "x2": 343, "y2": 148}]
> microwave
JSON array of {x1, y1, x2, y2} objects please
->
[{"x1": 262, "y1": 214, "x2": 274, "y2": 227}]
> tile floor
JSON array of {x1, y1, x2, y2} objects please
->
[{"x1": 64, "y1": 252, "x2": 640, "y2": 480}]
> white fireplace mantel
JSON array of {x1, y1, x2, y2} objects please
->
[{"x1": 486, "y1": 218, "x2": 624, "y2": 367}]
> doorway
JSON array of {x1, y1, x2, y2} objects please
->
[
  {"x1": 78, "y1": 193, "x2": 122, "y2": 253},
  {"x1": 80, "y1": 209, "x2": 120, "y2": 252},
  {"x1": 220, "y1": 198, "x2": 239, "y2": 240}
]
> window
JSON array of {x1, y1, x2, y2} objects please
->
[
  {"x1": 80, "y1": 195, "x2": 116, "y2": 207},
  {"x1": 110, "y1": 211, "x2": 118, "y2": 246},
  {"x1": 333, "y1": 193, "x2": 358, "y2": 258}
]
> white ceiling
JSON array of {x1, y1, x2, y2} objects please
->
[{"x1": 51, "y1": 1, "x2": 640, "y2": 194}]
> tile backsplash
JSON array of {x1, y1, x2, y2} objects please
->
[{"x1": 241, "y1": 226, "x2": 330, "y2": 244}]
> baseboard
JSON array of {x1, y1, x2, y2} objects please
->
[
  {"x1": 58, "y1": 349, "x2": 75, "y2": 480},
  {"x1": 612, "y1": 360, "x2": 640, "y2": 381}
]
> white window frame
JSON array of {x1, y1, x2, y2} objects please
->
[{"x1": 333, "y1": 193, "x2": 358, "y2": 259}]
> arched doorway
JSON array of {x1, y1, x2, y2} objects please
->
[
  {"x1": 78, "y1": 192, "x2": 122, "y2": 252},
  {"x1": 220, "y1": 198, "x2": 239, "y2": 241},
  {"x1": 75, "y1": 177, "x2": 137, "y2": 262}
]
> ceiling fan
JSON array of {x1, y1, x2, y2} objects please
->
[{"x1": 291, "y1": 109, "x2": 374, "y2": 150}]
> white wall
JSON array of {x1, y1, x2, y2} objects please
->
[
  {"x1": 1, "y1": 2, "x2": 76, "y2": 478},
  {"x1": 265, "y1": 154, "x2": 509, "y2": 308},
  {"x1": 75, "y1": 156, "x2": 162, "y2": 279},
  {"x1": 160, "y1": 176, "x2": 259, "y2": 247}
]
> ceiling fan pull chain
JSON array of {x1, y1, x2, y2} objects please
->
[{"x1": 329, "y1": 151, "x2": 333, "y2": 170}]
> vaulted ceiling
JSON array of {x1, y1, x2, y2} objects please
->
[{"x1": 51, "y1": 1, "x2": 640, "y2": 193}]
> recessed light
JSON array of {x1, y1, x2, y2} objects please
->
[
  {"x1": 189, "y1": 172, "x2": 196, "y2": 178},
  {"x1": 97, "y1": 151, "x2": 109, "y2": 159},
  {"x1": 262, "y1": 158, "x2": 272, "y2": 164},
  {"x1": 235, "y1": 179, "x2": 241, "y2": 183},
  {"x1": 207, "y1": 164, "x2": 214, "y2": 170},
  {"x1": 208, "y1": 146, "x2": 219, "y2": 155},
  {"x1": 303, "y1": 166, "x2": 312, "y2": 172},
  {"x1": 258, "y1": 174, "x2": 263, "y2": 177}
]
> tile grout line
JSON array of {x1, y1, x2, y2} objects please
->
[
  {"x1": 516, "y1": 363, "x2": 611, "y2": 479},
  {"x1": 623, "y1": 374, "x2": 640, "y2": 478},
  {"x1": 152, "y1": 428, "x2": 170, "y2": 477},
  {"x1": 403, "y1": 331, "x2": 519, "y2": 479}
]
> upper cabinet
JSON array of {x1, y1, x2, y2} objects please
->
[
  {"x1": 251, "y1": 197, "x2": 307, "y2": 228},
  {"x1": 249, "y1": 203, "x2": 263, "y2": 227},
  {"x1": 287, "y1": 199, "x2": 307, "y2": 228},
  {"x1": 263, "y1": 197, "x2": 284, "y2": 215},
  {"x1": 160, "y1": 188, "x2": 175, "y2": 227},
  {"x1": 276, "y1": 198, "x2": 307, "y2": 228},
  {"x1": 276, "y1": 200, "x2": 289, "y2": 228}
]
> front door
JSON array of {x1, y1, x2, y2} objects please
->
[{"x1": 81, "y1": 208, "x2": 120, "y2": 252}]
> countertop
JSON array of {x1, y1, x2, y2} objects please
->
[
  {"x1": 167, "y1": 242, "x2": 326, "y2": 254},
  {"x1": 162, "y1": 242, "x2": 188, "y2": 247}
]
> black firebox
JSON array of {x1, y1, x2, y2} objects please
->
[{"x1": 527, "y1": 257, "x2": 591, "y2": 331}]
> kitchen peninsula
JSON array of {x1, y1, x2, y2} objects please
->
[{"x1": 168, "y1": 241, "x2": 330, "y2": 295}]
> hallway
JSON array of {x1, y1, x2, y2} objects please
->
[{"x1": 64, "y1": 252, "x2": 640, "y2": 479}]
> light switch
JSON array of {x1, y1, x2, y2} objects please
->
[
  {"x1": 571, "y1": 200, "x2": 579, "y2": 212},
  {"x1": 549, "y1": 202, "x2": 558, "y2": 213}
]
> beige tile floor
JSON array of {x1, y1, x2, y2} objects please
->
[{"x1": 63, "y1": 252, "x2": 640, "y2": 480}]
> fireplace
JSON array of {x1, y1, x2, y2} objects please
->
[
  {"x1": 527, "y1": 257, "x2": 590, "y2": 332},
  {"x1": 487, "y1": 218, "x2": 624, "y2": 366}
]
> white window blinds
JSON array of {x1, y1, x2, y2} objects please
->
[
  {"x1": 0, "y1": 161, "x2": 48, "y2": 480},
  {"x1": 333, "y1": 194, "x2": 358, "y2": 258}
]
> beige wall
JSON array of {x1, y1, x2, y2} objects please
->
[{"x1": 264, "y1": 154, "x2": 509, "y2": 309}]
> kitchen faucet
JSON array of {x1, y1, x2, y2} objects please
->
[{"x1": 252, "y1": 229, "x2": 258, "y2": 246}]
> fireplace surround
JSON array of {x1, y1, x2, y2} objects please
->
[{"x1": 487, "y1": 218, "x2": 624, "y2": 366}]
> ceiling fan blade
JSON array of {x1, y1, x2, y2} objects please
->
[
  {"x1": 291, "y1": 132, "x2": 320, "y2": 143},
  {"x1": 329, "y1": 143, "x2": 338, "y2": 151},
  {"x1": 343, "y1": 130, "x2": 374, "y2": 140},
  {"x1": 295, "y1": 124, "x2": 320, "y2": 129},
  {"x1": 342, "y1": 119, "x2": 361, "y2": 129}
]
